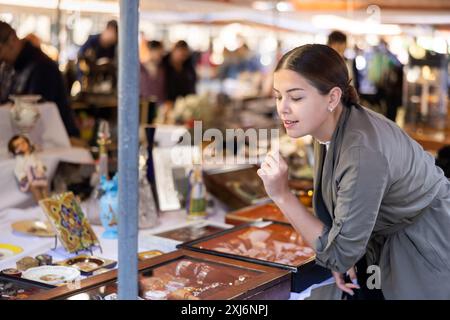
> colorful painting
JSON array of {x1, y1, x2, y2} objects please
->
[{"x1": 39, "y1": 192, "x2": 99, "y2": 253}]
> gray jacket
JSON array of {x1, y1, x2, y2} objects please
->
[{"x1": 313, "y1": 105, "x2": 450, "y2": 299}]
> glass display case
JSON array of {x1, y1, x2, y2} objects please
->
[
  {"x1": 404, "y1": 50, "x2": 448, "y2": 130},
  {"x1": 139, "y1": 220, "x2": 233, "y2": 253},
  {"x1": 179, "y1": 221, "x2": 331, "y2": 292},
  {"x1": 26, "y1": 250, "x2": 291, "y2": 300},
  {"x1": 0, "y1": 274, "x2": 55, "y2": 300}
]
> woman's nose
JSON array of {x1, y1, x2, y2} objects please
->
[{"x1": 277, "y1": 97, "x2": 291, "y2": 115}]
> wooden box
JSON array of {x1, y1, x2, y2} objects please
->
[
  {"x1": 203, "y1": 165, "x2": 270, "y2": 210},
  {"x1": 178, "y1": 221, "x2": 331, "y2": 292},
  {"x1": 203, "y1": 165, "x2": 314, "y2": 210},
  {"x1": 26, "y1": 250, "x2": 291, "y2": 300}
]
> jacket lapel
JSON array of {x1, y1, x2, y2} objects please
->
[
  {"x1": 315, "y1": 106, "x2": 352, "y2": 222},
  {"x1": 313, "y1": 141, "x2": 333, "y2": 227},
  {"x1": 321, "y1": 143, "x2": 334, "y2": 217}
]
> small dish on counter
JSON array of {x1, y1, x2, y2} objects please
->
[
  {"x1": 11, "y1": 220, "x2": 56, "y2": 237},
  {"x1": 55, "y1": 255, "x2": 116, "y2": 274},
  {"x1": 22, "y1": 266, "x2": 80, "y2": 285}
]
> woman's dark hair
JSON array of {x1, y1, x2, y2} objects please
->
[
  {"x1": 275, "y1": 44, "x2": 359, "y2": 108},
  {"x1": 8, "y1": 134, "x2": 33, "y2": 156}
]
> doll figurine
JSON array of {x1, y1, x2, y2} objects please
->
[{"x1": 8, "y1": 135, "x2": 48, "y2": 202}]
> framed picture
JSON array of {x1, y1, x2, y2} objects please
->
[{"x1": 152, "y1": 145, "x2": 200, "y2": 212}]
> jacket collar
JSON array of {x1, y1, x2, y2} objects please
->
[{"x1": 313, "y1": 106, "x2": 352, "y2": 223}]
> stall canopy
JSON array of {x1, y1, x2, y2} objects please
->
[{"x1": 1, "y1": 0, "x2": 450, "y2": 34}]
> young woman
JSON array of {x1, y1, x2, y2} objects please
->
[{"x1": 258, "y1": 44, "x2": 450, "y2": 299}]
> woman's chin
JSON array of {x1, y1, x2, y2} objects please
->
[{"x1": 285, "y1": 128, "x2": 307, "y2": 139}]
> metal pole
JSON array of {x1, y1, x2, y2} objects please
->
[
  {"x1": 118, "y1": 0, "x2": 139, "y2": 300},
  {"x1": 54, "y1": 0, "x2": 61, "y2": 60}
]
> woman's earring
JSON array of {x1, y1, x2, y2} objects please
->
[{"x1": 328, "y1": 106, "x2": 334, "y2": 112}]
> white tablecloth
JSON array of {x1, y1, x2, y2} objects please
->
[
  {"x1": 0, "y1": 147, "x2": 94, "y2": 210},
  {"x1": 0, "y1": 102, "x2": 93, "y2": 210},
  {"x1": 0, "y1": 102, "x2": 71, "y2": 160}
]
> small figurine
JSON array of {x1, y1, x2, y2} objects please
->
[
  {"x1": 186, "y1": 163, "x2": 207, "y2": 220},
  {"x1": 8, "y1": 134, "x2": 48, "y2": 202},
  {"x1": 98, "y1": 174, "x2": 118, "y2": 239}
]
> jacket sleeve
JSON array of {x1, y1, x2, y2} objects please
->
[{"x1": 314, "y1": 146, "x2": 389, "y2": 273}]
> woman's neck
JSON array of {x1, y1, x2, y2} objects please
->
[{"x1": 311, "y1": 104, "x2": 344, "y2": 143}]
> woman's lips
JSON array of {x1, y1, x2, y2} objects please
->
[{"x1": 283, "y1": 120, "x2": 299, "y2": 129}]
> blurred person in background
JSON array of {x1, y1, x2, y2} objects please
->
[
  {"x1": 327, "y1": 30, "x2": 347, "y2": 57},
  {"x1": 0, "y1": 61, "x2": 15, "y2": 103},
  {"x1": 78, "y1": 20, "x2": 118, "y2": 64},
  {"x1": 0, "y1": 21, "x2": 80, "y2": 138},
  {"x1": 218, "y1": 43, "x2": 262, "y2": 80},
  {"x1": 77, "y1": 20, "x2": 118, "y2": 92},
  {"x1": 367, "y1": 39, "x2": 403, "y2": 122},
  {"x1": 140, "y1": 39, "x2": 166, "y2": 123},
  {"x1": 24, "y1": 33, "x2": 59, "y2": 62},
  {"x1": 140, "y1": 40, "x2": 166, "y2": 104},
  {"x1": 327, "y1": 30, "x2": 356, "y2": 89},
  {"x1": 161, "y1": 40, "x2": 197, "y2": 122}
]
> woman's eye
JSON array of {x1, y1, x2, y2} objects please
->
[{"x1": 291, "y1": 97, "x2": 303, "y2": 101}]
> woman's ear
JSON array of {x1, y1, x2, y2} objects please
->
[{"x1": 328, "y1": 86, "x2": 343, "y2": 110}]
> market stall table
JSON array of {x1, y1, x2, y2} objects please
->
[{"x1": 0, "y1": 202, "x2": 334, "y2": 300}]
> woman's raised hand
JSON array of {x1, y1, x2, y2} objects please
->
[{"x1": 257, "y1": 150, "x2": 290, "y2": 202}]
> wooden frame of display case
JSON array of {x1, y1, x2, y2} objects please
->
[
  {"x1": 178, "y1": 221, "x2": 331, "y2": 292},
  {"x1": 26, "y1": 249, "x2": 291, "y2": 300},
  {"x1": 0, "y1": 273, "x2": 56, "y2": 300},
  {"x1": 225, "y1": 203, "x2": 290, "y2": 225},
  {"x1": 225, "y1": 203, "x2": 314, "y2": 226}
]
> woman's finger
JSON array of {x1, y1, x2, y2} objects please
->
[
  {"x1": 333, "y1": 271, "x2": 355, "y2": 296},
  {"x1": 265, "y1": 154, "x2": 279, "y2": 171},
  {"x1": 347, "y1": 267, "x2": 359, "y2": 286},
  {"x1": 260, "y1": 162, "x2": 273, "y2": 174},
  {"x1": 257, "y1": 168, "x2": 267, "y2": 177},
  {"x1": 267, "y1": 151, "x2": 282, "y2": 165},
  {"x1": 344, "y1": 283, "x2": 360, "y2": 289},
  {"x1": 336, "y1": 280, "x2": 355, "y2": 296}
]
